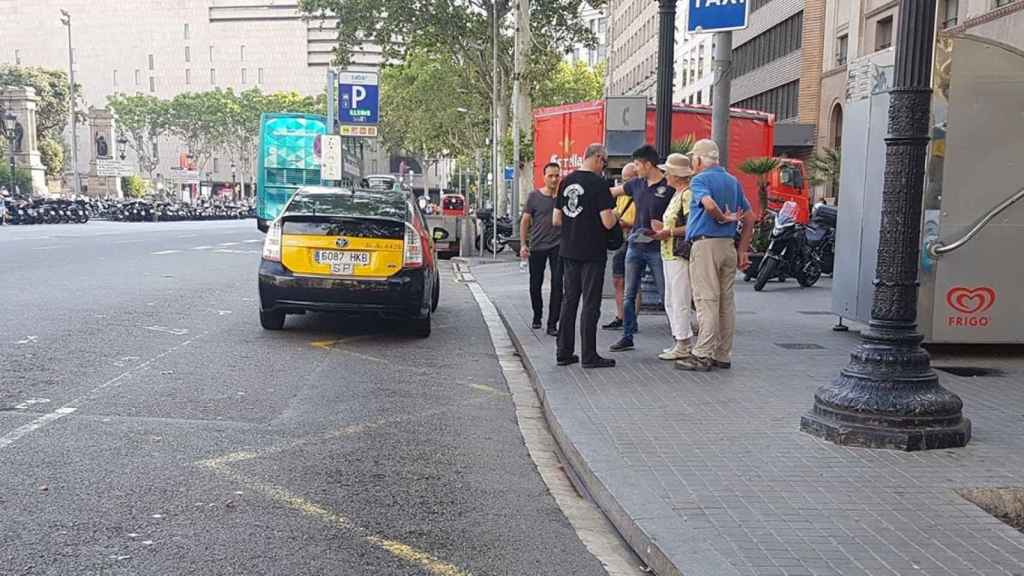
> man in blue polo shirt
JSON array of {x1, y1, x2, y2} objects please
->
[
  {"x1": 676, "y1": 139, "x2": 755, "y2": 372},
  {"x1": 609, "y1": 145, "x2": 674, "y2": 353}
]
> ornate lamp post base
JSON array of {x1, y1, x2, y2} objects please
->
[{"x1": 802, "y1": 323, "x2": 971, "y2": 450}]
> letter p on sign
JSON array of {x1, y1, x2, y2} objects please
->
[{"x1": 352, "y1": 86, "x2": 366, "y2": 108}]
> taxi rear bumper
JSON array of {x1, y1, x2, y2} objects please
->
[{"x1": 258, "y1": 260, "x2": 429, "y2": 319}]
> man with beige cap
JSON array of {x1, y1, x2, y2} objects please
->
[{"x1": 676, "y1": 139, "x2": 755, "y2": 371}]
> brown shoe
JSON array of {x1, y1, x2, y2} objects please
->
[
  {"x1": 676, "y1": 356, "x2": 713, "y2": 372},
  {"x1": 711, "y1": 359, "x2": 732, "y2": 369}
]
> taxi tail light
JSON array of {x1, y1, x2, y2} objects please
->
[
  {"x1": 403, "y1": 223, "x2": 424, "y2": 269},
  {"x1": 262, "y1": 220, "x2": 282, "y2": 262}
]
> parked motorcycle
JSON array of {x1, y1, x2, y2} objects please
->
[
  {"x1": 807, "y1": 203, "x2": 836, "y2": 276},
  {"x1": 753, "y1": 201, "x2": 822, "y2": 291},
  {"x1": 475, "y1": 207, "x2": 513, "y2": 254}
]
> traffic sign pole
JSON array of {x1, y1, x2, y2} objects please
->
[{"x1": 711, "y1": 31, "x2": 733, "y2": 167}]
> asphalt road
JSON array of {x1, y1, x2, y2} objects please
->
[{"x1": 0, "y1": 220, "x2": 606, "y2": 575}]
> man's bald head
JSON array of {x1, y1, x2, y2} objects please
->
[{"x1": 621, "y1": 162, "x2": 638, "y2": 182}]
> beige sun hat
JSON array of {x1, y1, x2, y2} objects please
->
[{"x1": 657, "y1": 153, "x2": 694, "y2": 178}]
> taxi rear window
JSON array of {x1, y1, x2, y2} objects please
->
[
  {"x1": 281, "y1": 217, "x2": 405, "y2": 239},
  {"x1": 285, "y1": 192, "x2": 407, "y2": 221}
]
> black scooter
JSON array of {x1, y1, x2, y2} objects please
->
[{"x1": 753, "y1": 204, "x2": 822, "y2": 291}]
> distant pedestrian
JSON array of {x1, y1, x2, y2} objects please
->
[
  {"x1": 602, "y1": 162, "x2": 638, "y2": 331},
  {"x1": 609, "y1": 145, "x2": 675, "y2": 353},
  {"x1": 520, "y1": 162, "x2": 563, "y2": 336},
  {"x1": 652, "y1": 154, "x2": 695, "y2": 360},
  {"x1": 676, "y1": 139, "x2": 754, "y2": 372},
  {"x1": 553, "y1": 144, "x2": 618, "y2": 369}
]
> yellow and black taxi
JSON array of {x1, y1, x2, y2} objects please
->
[{"x1": 258, "y1": 186, "x2": 440, "y2": 337}]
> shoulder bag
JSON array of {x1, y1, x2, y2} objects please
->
[
  {"x1": 672, "y1": 193, "x2": 692, "y2": 260},
  {"x1": 606, "y1": 197, "x2": 633, "y2": 252}
]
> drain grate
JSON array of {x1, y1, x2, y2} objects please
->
[
  {"x1": 935, "y1": 366, "x2": 1005, "y2": 378},
  {"x1": 797, "y1": 310, "x2": 834, "y2": 316},
  {"x1": 775, "y1": 342, "x2": 826, "y2": 350}
]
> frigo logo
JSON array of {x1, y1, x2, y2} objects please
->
[{"x1": 945, "y1": 286, "x2": 996, "y2": 328}]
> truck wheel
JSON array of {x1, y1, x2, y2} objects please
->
[{"x1": 754, "y1": 257, "x2": 778, "y2": 292}]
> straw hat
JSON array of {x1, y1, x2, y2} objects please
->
[{"x1": 657, "y1": 153, "x2": 694, "y2": 178}]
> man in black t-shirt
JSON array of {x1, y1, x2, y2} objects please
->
[{"x1": 552, "y1": 144, "x2": 618, "y2": 369}]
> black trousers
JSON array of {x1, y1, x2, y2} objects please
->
[
  {"x1": 528, "y1": 246, "x2": 563, "y2": 328},
  {"x1": 557, "y1": 257, "x2": 607, "y2": 364}
]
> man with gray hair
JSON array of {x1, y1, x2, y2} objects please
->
[
  {"x1": 676, "y1": 139, "x2": 755, "y2": 372},
  {"x1": 552, "y1": 143, "x2": 618, "y2": 369}
]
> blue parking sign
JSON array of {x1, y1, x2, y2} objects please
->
[
  {"x1": 686, "y1": 0, "x2": 749, "y2": 33},
  {"x1": 338, "y1": 72, "x2": 379, "y2": 126}
]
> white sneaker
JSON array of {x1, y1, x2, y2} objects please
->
[{"x1": 658, "y1": 342, "x2": 692, "y2": 361}]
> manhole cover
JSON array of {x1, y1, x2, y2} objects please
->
[
  {"x1": 797, "y1": 310, "x2": 834, "y2": 316},
  {"x1": 775, "y1": 343, "x2": 826, "y2": 350},
  {"x1": 935, "y1": 366, "x2": 1005, "y2": 377}
]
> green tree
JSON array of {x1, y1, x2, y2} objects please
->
[
  {"x1": 122, "y1": 174, "x2": 150, "y2": 198},
  {"x1": 532, "y1": 61, "x2": 605, "y2": 109},
  {"x1": 739, "y1": 157, "x2": 780, "y2": 222},
  {"x1": 166, "y1": 90, "x2": 236, "y2": 172},
  {"x1": 0, "y1": 65, "x2": 82, "y2": 178},
  {"x1": 808, "y1": 147, "x2": 841, "y2": 201},
  {"x1": 0, "y1": 165, "x2": 33, "y2": 198},
  {"x1": 107, "y1": 93, "x2": 171, "y2": 179},
  {"x1": 37, "y1": 139, "x2": 64, "y2": 179}
]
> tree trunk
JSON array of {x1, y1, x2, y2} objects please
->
[{"x1": 516, "y1": 0, "x2": 533, "y2": 204}]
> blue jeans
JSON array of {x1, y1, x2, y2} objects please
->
[{"x1": 623, "y1": 242, "x2": 665, "y2": 340}]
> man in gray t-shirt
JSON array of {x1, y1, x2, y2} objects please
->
[{"x1": 520, "y1": 162, "x2": 564, "y2": 335}]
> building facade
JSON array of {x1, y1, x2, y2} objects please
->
[
  {"x1": 818, "y1": 0, "x2": 1024, "y2": 162},
  {"x1": 607, "y1": 0, "x2": 686, "y2": 99},
  {"x1": 0, "y1": 0, "x2": 385, "y2": 194},
  {"x1": 566, "y1": 6, "x2": 609, "y2": 68}
]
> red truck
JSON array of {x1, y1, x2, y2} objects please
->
[{"x1": 533, "y1": 100, "x2": 810, "y2": 223}]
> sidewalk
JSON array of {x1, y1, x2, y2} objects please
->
[{"x1": 470, "y1": 260, "x2": 1024, "y2": 576}]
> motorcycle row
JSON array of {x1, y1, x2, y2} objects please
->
[{"x1": 2, "y1": 198, "x2": 254, "y2": 225}]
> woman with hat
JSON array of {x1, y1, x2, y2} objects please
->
[{"x1": 651, "y1": 153, "x2": 695, "y2": 361}]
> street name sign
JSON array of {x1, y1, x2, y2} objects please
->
[
  {"x1": 168, "y1": 168, "x2": 200, "y2": 184},
  {"x1": 686, "y1": 0, "x2": 750, "y2": 33},
  {"x1": 338, "y1": 71, "x2": 379, "y2": 138},
  {"x1": 95, "y1": 158, "x2": 133, "y2": 177}
]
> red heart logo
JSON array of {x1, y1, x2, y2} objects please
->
[{"x1": 946, "y1": 286, "x2": 996, "y2": 315}]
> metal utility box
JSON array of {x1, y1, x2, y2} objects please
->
[{"x1": 833, "y1": 34, "x2": 1024, "y2": 344}]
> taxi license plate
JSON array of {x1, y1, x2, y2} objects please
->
[{"x1": 314, "y1": 250, "x2": 371, "y2": 275}]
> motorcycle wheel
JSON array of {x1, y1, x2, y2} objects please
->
[
  {"x1": 754, "y1": 256, "x2": 778, "y2": 292},
  {"x1": 798, "y1": 261, "x2": 822, "y2": 288}
]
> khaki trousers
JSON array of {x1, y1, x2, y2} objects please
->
[{"x1": 689, "y1": 238, "x2": 737, "y2": 362}]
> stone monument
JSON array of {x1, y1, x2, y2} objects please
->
[
  {"x1": 88, "y1": 107, "x2": 123, "y2": 198},
  {"x1": 0, "y1": 86, "x2": 49, "y2": 195}
]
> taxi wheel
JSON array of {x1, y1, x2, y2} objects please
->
[
  {"x1": 411, "y1": 312, "x2": 431, "y2": 338},
  {"x1": 260, "y1": 309, "x2": 286, "y2": 330},
  {"x1": 431, "y1": 273, "x2": 440, "y2": 312}
]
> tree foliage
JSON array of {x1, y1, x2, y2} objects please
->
[
  {"x1": 808, "y1": 147, "x2": 841, "y2": 200},
  {"x1": 37, "y1": 139, "x2": 64, "y2": 179},
  {"x1": 107, "y1": 93, "x2": 171, "y2": 178},
  {"x1": 532, "y1": 61, "x2": 605, "y2": 109},
  {"x1": 122, "y1": 174, "x2": 150, "y2": 198},
  {"x1": 0, "y1": 165, "x2": 33, "y2": 197},
  {"x1": 740, "y1": 157, "x2": 780, "y2": 224},
  {"x1": 0, "y1": 65, "x2": 84, "y2": 178}
]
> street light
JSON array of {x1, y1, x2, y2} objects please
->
[
  {"x1": 3, "y1": 110, "x2": 16, "y2": 197},
  {"x1": 60, "y1": 9, "x2": 82, "y2": 197},
  {"x1": 800, "y1": 0, "x2": 970, "y2": 451},
  {"x1": 117, "y1": 135, "x2": 128, "y2": 160}
]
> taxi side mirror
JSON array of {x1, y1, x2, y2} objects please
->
[{"x1": 432, "y1": 228, "x2": 449, "y2": 241}]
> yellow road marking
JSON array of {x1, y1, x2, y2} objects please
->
[
  {"x1": 200, "y1": 459, "x2": 470, "y2": 576},
  {"x1": 469, "y1": 383, "x2": 507, "y2": 396}
]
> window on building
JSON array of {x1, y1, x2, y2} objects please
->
[
  {"x1": 697, "y1": 90, "x2": 703, "y2": 104},
  {"x1": 135, "y1": 69, "x2": 141, "y2": 85},
  {"x1": 730, "y1": 12, "x2": 803, "y2": 77},
  {"x1": 836, "y1": 34, "x2": 848, "y2": 66},
  {"x1": 14, "y1": 49, "x2": 21, "y2": 65},
  {"x1": 213, "y1": 158, "x2": 220, "y2": 172},
  {"x1": 876, "y1": 16, "x2": 893, "y2": 50},
  {"x1": 211, "y1": 68, "x2": 217, "y2": 85},
  {"x1": 240, "y1": 45, "x2": 246, "y2": 61},
  {"x1": 185, "y1": 69, "x2": 191, "y2": 85},
  {"x1": 942, "y1": 0, "x2": 959, "y2": 26},
  {"x1": 185, "y1": 46, "x2": 191, "y2": 63},
  {"x1": 149, "y1": 76, "x2": 156, "y2": 93},
  {"x1": 113, "y1": 69, "x2": 118, "y2": 87},
  {"x1": 184, "y1": 23, "x2": 190, "y2": 40},
  {"x1": 258, "y1": 68, "x2": 264, "y2": 84},
  {"x1": 209, "y1": 45, "x2": 215, "y2": 62},
  {"x1": 241, "y1": 68, "x2": 248, "y2": 84},
  {"x1": 995, "y1": 0, "x2": 1012, "y2": 6},
  {"x1": 734, "y1": 80, "x2": 800, "y2": 120},
  {"x1": 149, "y1": 54, "x2": 155, "y2": 71}
]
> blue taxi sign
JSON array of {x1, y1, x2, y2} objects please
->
[{"x1": 686, "y1": 0, "x2": 750, "y2": 33}]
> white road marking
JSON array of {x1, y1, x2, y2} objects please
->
[
  {"x1": 0, "y1": 408, "x2": 78, "y2": 450},
  {"x1": 219, "y1": 241, "x2": 241, "y2": 246},
  {"x1": 112, "y1": 239, "x2": 145, "y2": 244},
  {"x1": 151, "y1": 250, "x2": 182, "y2": 255},
  {"x1": 0, "y1": 332, "x2": 207, "y2": 451},
  {"x1": 191, "y1": 246, "x2": 212, "y2": 250},
  {"x1": 16, "y1": 336, "x2": 38, "y2": 345},
  {"x1": 145, "y1": 326, "x2": 189, "y2": 336},
  {"x1": 177, "y1": 234, "x2": 199, "y2": 238},
  {"x1": 14, "y1": 398, "x2": 51, "y2": 410},
  {"x1": 32, "y1": 245, "x2": 63, "y2": 250},
  {"x1": 242, "y1": 239, "x2": 262, "y2": 244},
  {"x1": 213, "y1": 248, "x2": 258, "y2": 254}
]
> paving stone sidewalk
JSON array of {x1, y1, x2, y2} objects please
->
[{"x1": 470, "y1": 260, "x2": 1024, "y2": 576}]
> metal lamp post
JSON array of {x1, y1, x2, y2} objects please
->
[
  {"x1": 4, "y1": 110, "x2": 16, "y2": 198},
  {"x1": 117, "y1": 136, "x2": 128, "y2": 160},
  {"x1": 60, "y1": 10, "x2": 82, "y2": 197},
  {"x1": 231, "y1": 161, "x2": 237, "y2": 201},
  {"x1": 655, "y1": 0, "x2": 677, "y2": 159},
  {"x1": 801, "y1": 0, "x2": 970, "y2": 450}
]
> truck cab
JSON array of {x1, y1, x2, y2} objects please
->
[{"x1": 767, "y1": 159, "x2": 811, "y2": 224}]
